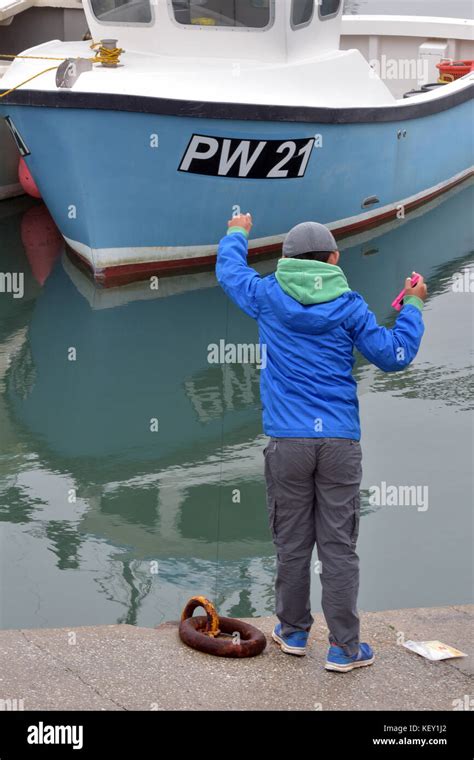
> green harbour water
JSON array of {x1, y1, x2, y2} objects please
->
[{"x1": 0, "y1": 180, "x2": 472, "y2": 630}]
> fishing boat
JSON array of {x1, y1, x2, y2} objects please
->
[
  {"x1": 0, "y1": 1, "x2": 473, "y2": 281},
  {"x1": 0, "y1": 0, "x2": 86, "y2": 199}
]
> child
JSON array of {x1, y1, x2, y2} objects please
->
[{"x1": 216, "y1": 213, "x2": 426, "y2": 672}]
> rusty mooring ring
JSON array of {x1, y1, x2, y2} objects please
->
[{"x1": 179, "y1": 596, "x2": 266, "y2": 658}]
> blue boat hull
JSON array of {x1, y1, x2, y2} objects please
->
[{"x1": 2, "y1": 95, "x2": 473, "y2": 280}]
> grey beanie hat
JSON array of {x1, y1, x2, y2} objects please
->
[{"x1": 282, "y1": 222, "x2": 337, "y2": 258}]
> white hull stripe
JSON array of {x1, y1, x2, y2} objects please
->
[{"x1": 64, "y1": 166, "x2": 474, "y2": 272}]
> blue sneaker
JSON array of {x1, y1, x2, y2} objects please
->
[
  {"x1": 325, "y1": 642, "x2": 375, "y2": 672},
  {"x1": 272, "y1": 623, "x2": 308, "y2": 656}
]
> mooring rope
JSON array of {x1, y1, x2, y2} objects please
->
[
  {"x1": 0, "y1": 66, "x2": 60, "y2": 99},
  {"x1": 0, "y1": 42, "x2": 124, "y2": 100}
]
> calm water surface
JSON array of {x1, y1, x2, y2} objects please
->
[
  {"x1": 1, "y1": 0, "x2": 473, "y2": 629},
  {"x1": 0, "y1": 179, "x2": 473, "y2": 629}
]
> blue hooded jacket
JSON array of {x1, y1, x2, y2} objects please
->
[{"x1": 216, "y1": 230, "x2": 425, "y2": 440}]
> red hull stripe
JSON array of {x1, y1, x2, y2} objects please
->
[{"x1": 71, "y1": 170, "x2": 474, "y2": 287}]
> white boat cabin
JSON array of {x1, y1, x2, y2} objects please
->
[
  {"x1": 77, "y1": 0, "x2": 398, "y2": 106},
  {"x1": 83, "y1": 0, "x2": 344, "y2": 62}
]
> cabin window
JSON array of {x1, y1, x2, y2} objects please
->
[
  {"x1": 291, "y1": 0, "x2": 314, "y2": 28},
  {"x1": 90, "y1": 0, "x2": 153, "y2": 24},
  {"x1": 318, "y1": 0, "x2": 341, "y2": 18},
  {"x1": 170, "y1": 1, "x2": 274, "y2": 29}
]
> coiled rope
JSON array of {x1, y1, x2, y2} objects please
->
[{"x1": 89, "y1": 42, "x2": 124, "y2": 67}]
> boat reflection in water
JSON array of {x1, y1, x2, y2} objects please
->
[
  {"x1": 20, "y1": 204, "x2": 64, "y2": 286},
  {"x1": 1, "y1": 180, "x2": 473, "y2": 627}
]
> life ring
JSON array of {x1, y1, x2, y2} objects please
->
[{"x1": 179, "y1": 596, "x2": 267, "y2": 658}]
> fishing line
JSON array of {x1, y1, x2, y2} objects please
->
[{"x1": 214, "y1": 293, "x2": 230, "y2": 605}]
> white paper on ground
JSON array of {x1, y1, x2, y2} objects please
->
[{"x1": 403, "y1": 640, "x2": 468, "y2": 661}]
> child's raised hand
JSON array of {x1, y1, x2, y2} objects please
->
[
  {"x1": 405, "y1": 273, "x2": 428, "y2": 302},
  {"x1": 228, "y1": 212, "x2": 253, "y2": 234}
]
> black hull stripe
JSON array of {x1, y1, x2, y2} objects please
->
[{"x1": 0, "y1": 83, "x2": 473, "y2": 123}]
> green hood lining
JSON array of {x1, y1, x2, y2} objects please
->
[{"x1": 275, "y1": 258, "x2": 351, "y2": 305}]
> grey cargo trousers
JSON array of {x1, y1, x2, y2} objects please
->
[{"x1": 264, "y1": 437, "x2": 362, "y2": 656}]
